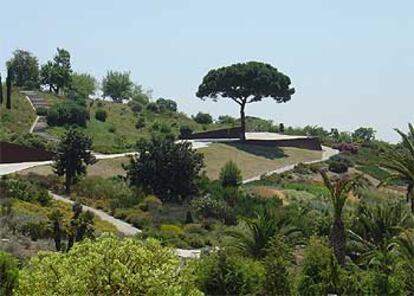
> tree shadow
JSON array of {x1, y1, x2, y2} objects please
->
[{"x1": 224, "y1": 141, "x2": 287, "y2": 160}]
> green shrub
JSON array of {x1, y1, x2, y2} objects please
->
[
  {"x1": 160, "y1": 224, "x2": 184, "y2": 236},
  {"x1": 191, "y1": 196, "x2": 228, "y2": 220},
  {"x1": 193, "y1": 112, "x2": 213, "y2": 124},
  {"x1": 219, "y1": 161, "x2": 242, "y2": 187},
  {"x1": 0, "y1": 251, "x2": 19, "y2": 296},
  {"x1": 135, "y1": 117, "x2": 146, "y2": 129},
  {"x1": 194, "y1": 251, "x2": 265, "y2": 295},
  {"x1": 125, "y1": 210, "x2": 152, "y2": 228},
  {"x1": 146, "y1": 102, "x2": 160, "y2": 113},
  {"x1": 128, "y1": 100, "x2": 143, "y2": 113},
  {"x1": 95, "y1": 109, "x2": 107, "y2": 122},
  {"x1": 180, "y1": 125, "x2": 193, "y2": 139},
  {"x1": 108, "y1": 125, "x2": 116, "y2": 133},
  {"x1": 47, "y1": 101, "x2": 89, "y2": 127},
  {"x1": 328, "y1": 154, "x2": 354, "y2": 174},
  {"x1": 143, "y1": 195, "x2": 162, "y2": 211}
]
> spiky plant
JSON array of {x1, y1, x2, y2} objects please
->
[
  {"x1": 380, "y1": 123, "x2": 414, "y2": 212},
  {"x1": 226, "y1": 208, "x2": 300, "y2": 259},
  {"x1": 320, "y1": 170, "x2": 364, "y2": 265}
]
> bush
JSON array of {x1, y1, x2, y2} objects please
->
[
  {"x1": 180, "y1": 125, "x2": 193, "y2": 139},
  {"x1": 95, "y1": 109, "x2": 107, "y2": 122},
  {"x1": 146, "y1": 102, "x2": 160, "y2": 113},
  {"x1": 2, "y1": 177, "x2": 51, "y2": 206},
  {"x1": 332, "y1": 142, "x2": 359, "y2": 154},
  {"x1": 219, "y1": 161, "x2": 242, "y2": 187},
  {"x1": 143, "y1": 195, "x2": 162, "y2": 211},
  {"x1": 128, "y1": 100, "x2": 143, "y2": 113},
  {"x1": 36, "y1": 107, "x2": 48, "y2": 116},
  {"x1": 160, "y1": 224, "x2": 184, "y2": 236},
  {"x1": 328, "y1": 155, "x2": 354, "y2": 174},
  {"x1": 47, "y1": 101, "x2": 89, "y2": 127},
  {"x1": 156, "y1": 98, "x2": 177, "y2": 112},
  {"x1": 135, "y1": 117, "x2": 146, "y2": 129},
  {"x1": 193, "y1": 112, "x2": 213, "y2": 124},
  {"x1": 125, "y1": 210, "x2": 152, "y2": 228},
  {"x1": 191, "y1": 196, "x2": 228, "y2": 220},
  {"x1": 108, "y1": 125, "x2": 116, "y2": 133},
  {"x1": 0, "y1": 251, "x2": 19, "y2": 296},
  {"x1": 194, "y1": 251, "x2": 265, "y2": 295}
]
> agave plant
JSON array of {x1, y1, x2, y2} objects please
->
[
  {"x1": 320, "y1": 170, "x2": 365, "y2": 265},
  {"x1": 226, "y1": 208, "x2": 300, "y2": 259},
  {"x1": 380, "y1": 123, "x2": 414, "y2": 212}
]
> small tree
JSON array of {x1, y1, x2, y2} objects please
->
[
  {"x1": 219, "y1": 161, "x2": 242, "y2": 187},
  {"x1": 196, "y1": 61, "x2": 294, "y2": 140},
  {"x1": 48, "y1": 209, "x2": 64, "y2": 251},
  {"x1": 102, "y1": 70, "x2": 133, "y2": 103},
  {"x1": 125, "y1": 134, "x2": 204, "y2": 202},
  {"x1": 352, "y1": 127, "x2": 376, "y2": 143},
  {"x1": 53, "y1": 129, "x2": 96, "y2": 194},
  {"x1": 0, "y1": 251, "x2": 19, "y2": 296},
  {"x1": 69, "y1": 72, "x2": 97, "y2": 99},
  {"x1": 40, "y1": 48, "x2": 72, "y2": 94}
]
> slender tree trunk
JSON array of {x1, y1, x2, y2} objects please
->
[
  {"x1": 53, "y1": 221, "x2": 62, "y2": 251},
  {"x1": 329, "y1": 215, "x2": 346, "y2": 265},
  {"x1": 240, "y1": 103, "x2": 246, "y2": 141},
  {"x1": 65, "y1": 173, "x2": 72, "y2": 195},
  {"x1": 6, "y1": 76, "x2": 11, "y2": 109}
]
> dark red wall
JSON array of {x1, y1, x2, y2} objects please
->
[
  {"x1": 245, "y1": 139, "x2": 322, "y2": 151},
  {"x1": 0, "y1": 142, "x2": 54, "y2": 163},
  {"x1": 182, "y1": 127, "x2": 241, "y2": 139}
]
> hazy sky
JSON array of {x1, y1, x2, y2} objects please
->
[{"x1": 1, "y1": 0, "x2": 413, "y2": 142}]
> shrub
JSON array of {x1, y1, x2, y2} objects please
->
[
  {"x1": 180, "y1": 125, "x2": 193, "y2": 139},
  {"x1": 146, "y1": 102, "x2": 160, "y2": 113},
  {"x1": 47, "y1": 101, "x2": 89, "y2": 127},
  {"x1": 194, "y1": 251, "x2": 265, "y2": 295},
  {"x1": 160, "y1": 224, "x2": 184, "y2": 236},
  {"x1": 191, "y1": 196, "x2": 228, "y2": 220},
  {"x1": 0, "y1": 251, "x2": 19, "y2": 296},
  {"x1": 156, "y1": 98, "x2": 177, "y2": 112},
  {"x1": 108, "y1": 125, "x2": 116, "y2": 133},
  {"x1": 143, "y1": 195, "x2": 162, "y2": 211},
  {"x1": 128, "y1": 100, "x2": 143, "y2": 113},
  {"x1": 95, "y1": 109, "x2": 107, "y2": 122},
  {"x1": 135, "y1": 117, "x2": 146, "y2": 129},
  {"x1": 16, "y1": 235, "x2": 200, "y2": 295},
  {"x1": 219, "y1": 161, "x2": 242, "y2": 187},
  {"x1": 125, "y1": 210, "x2": 152, "y2": 228},
  {"x1": 193, "y1": 112, "x2": 213, "y2": 124},
  {"x1": 36, "y1": 107, "x2": 48, "y2": 116},
  {"x1": 332, "y1": 142, "x2": 359, "y2": 154},
  {"x1": 328, "y1": 155, "x2": 354, "y2": 174}
]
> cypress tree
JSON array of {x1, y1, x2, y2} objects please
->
[
  {"x1": 0, "y1": 74, "x2": 3, "y2": 105},
  {"x1": 6, "y1": 74, "x2": 11, "y2": 109}
]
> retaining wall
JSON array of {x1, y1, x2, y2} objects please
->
[{"x1": 0, "y1": 142, "x2": 54, "y2": 163}]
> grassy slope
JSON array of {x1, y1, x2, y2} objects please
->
[
  {"x1": 41, "y1": 91, "x2": 228, "y2": 153},
  {"x1": 0, "y1": 89, "x2": 36, "y2": 139},
  {"x1": 199, "y1": 143, "x2": 323, "y2": 180}
]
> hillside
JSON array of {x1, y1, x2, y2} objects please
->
[{"x1": 0, "y1": 90, "x2": 36, "y2": 139}]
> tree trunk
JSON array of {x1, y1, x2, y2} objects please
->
[
  {"x1": 65, "y1": 173, "x2": 72, "y2": 195},
  {"x1": 240, "y1": 103, "x2": 246, "y2": 141},
  {"x1": 6, "y1": 76, "x2": 11, "y2": 110},
  {"x1": 329, "y1": 216, "x2": 346, "y2": 265},
  {"x1": 53, "y1": 221, "x2": 62, "y2": 251}
]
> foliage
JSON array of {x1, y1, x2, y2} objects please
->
[
  {"x1": 6, "y1": 49, "x2": 40, "y2": 89},
  {"x1": 156, "y1": 97, "x2": 177, "y2": 112},
  {"x1": 16, "y1": 235, "x2": 201, "y2": 295},
  {"x1": 227, "y1": 208, "x2": 299, "y2": 259},
  {"x1": 125, "y1": 134, "x2": 204, "y2": 202},
  {"x1": 381, "y1": 123, "x2": 414, "y2": 212},
  {"x1": 193, "y1": 112, "x2": 213, "y2": 124},
  {"x1": 194, "y1": 250, "x2": 264, "y2": 295},
  {"x1": 332, "y1": 142, "x2": 359, "y2": 154},
  {"x1": 102, "y1": 70, "x2": 133, "y2": 103},
  {"x1": 297, "y1": 237, "x2": 342, "y2": 296},
  {"x1": 328, "y1": 154, "x2": 354, "y2": 174},
  {"x1": 1, "y1": 176, "x2": 51, "y2": 206},
  {"x1": 262, "y1": 235, "x2": 292, "y2": 296},
  {"x1": 69, "y1": 72, "x2": 97, "y2": 99},
  {"x1": 353, "y1": 127, "x2": 376, "y2": 143},
  {"x1": 135, "y1": 116, "x2": 146, "y2": 129},
  {"x1": 146, "y1": 102, "x2": 160, "y2": 112},
  {"x1": 196, "y1": 61, "x2": 294, "y2": 140},
  {"x1": 94, "y1": 109, "x2": 107, "y2": 122},
  {"x1": 40, "y1": 48, "x2": 72, "y2": 94},
  {"x1": 0, "y1": 251, "x2": 19, "y2": 296},
  {"x1": 219, "y1": 161, "x2": 242, "y2": 188},
  {"x1": 180, "y1": 125, "x2": 193, "y2": 138},
  {"x1": 47, "y1": 101, "x2": 89, "y2": 127},
  {"x1": 53, "y1": 129, "x2": 96, "y2": 194}
]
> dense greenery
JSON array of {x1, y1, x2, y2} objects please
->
[
  {"x1": 0, "y1": 251, "x2": 19, "y2": 296},
  {"x1": 47, "y1": 101, "x2": 89, "y2": 127},
  {"x1": 6, "y1": 49, "x2": 40, "y2": 89},
  {"x1": 125, "y1": 135, "x2": 204, "y2": 202},
  {"x1": 40, "y1": 48, "x2": 72, "y2": 94}
]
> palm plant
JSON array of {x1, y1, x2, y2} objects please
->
[
  {"x1": 348, "y1": 202, "x2": 412, "y2": 266},
  {"x1": 320, "y1": 170, "x2": 364, "y2": 265},
  {"x1": 226, "y1": 208, "x2": 300, "y2": 259},
  {"x1": 380, "y1": 123, "x2": 414, "y2": 212},
  {"x1": 396, "y1": 232, "x2": 414, "y2": 293}
]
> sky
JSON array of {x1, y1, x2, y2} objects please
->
[{"x1": 1, "y1": 0, "x2": 413, "y2": 142}]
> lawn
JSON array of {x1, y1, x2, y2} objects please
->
[
  {"x1": 20, "y1": 156, "x2": 130, "y2": 178},
  {"x1": 0, "y1": 89, "x2": 36, "y2": 139},
  {"x1": 198, "y1": 142, "x2": 323, "y2": 180}
]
